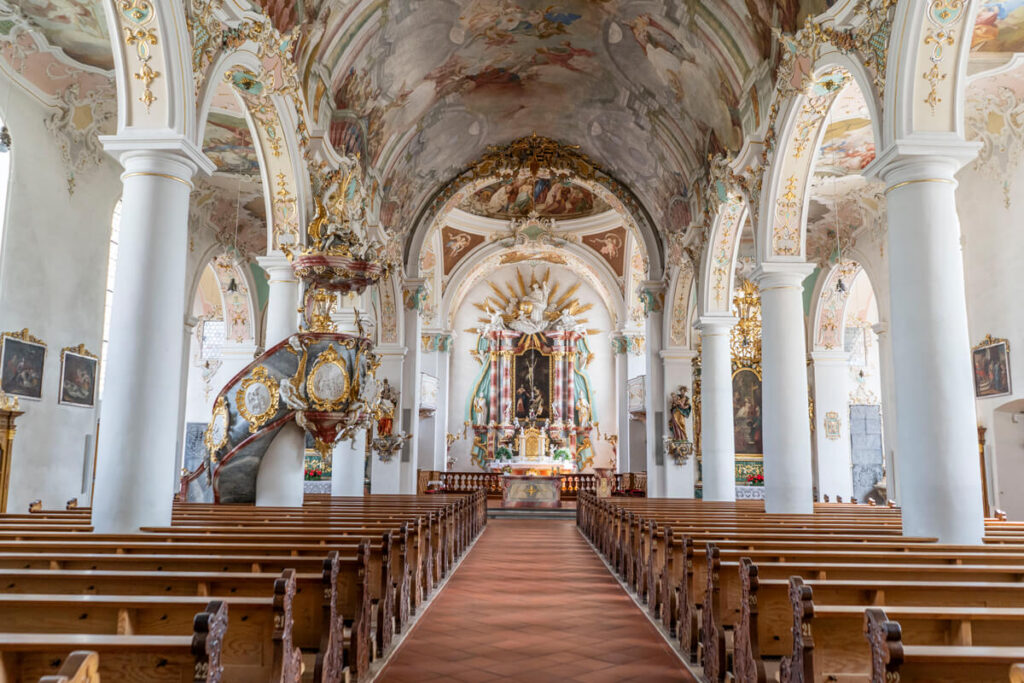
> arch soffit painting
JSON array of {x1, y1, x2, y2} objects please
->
[
  {"x1": 810, "y1": 259, "x2": 864, "y2": 351},
  {"x1": 665, "y1": 256, "x2": 697, "y2": 349},
  {"x1": 441, "y1": 243, "x2": 625, "y2": 333},
  {"x1": 698, "y1": 196, "x2": 749, "y2": 318},
  {"x1": 196, "y1": 46, "x2": 309, "y2": 255}
]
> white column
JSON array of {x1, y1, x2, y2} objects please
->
[
  {"x1": 811, "y1": 350, "x2": 853, "y2": 501},
  {"x1": 613, "y1": 336, "x2": 630, "y2": 472},
  {"x1": 331, "y1": 429, "x2": 366, "y2": 496},
  {"x1": 662, "y1": 349, "x2": 697, "y2": 498},
  {"x1": 422, "y1": 337, "x2": 452, "y2": 471},
  {"x1": 399, "y1": 284, "x2": 424, "y2": 493},
  {"x1": 91, "y1": 140, "x2": 212, "y2": 533},
  {"x1": 870, "y1": 141, "x2": 984, "y2": 543},
  {"x1": 256, "y1": 422, "x2": 305, "y2": 506},
  {"x1": 256, "y1": 253, "x2": 299, "y2": 346},
  {"x1": 370, "y1": 346, "x2": 405, "y2": 494},
  {"x1": 697, "y1": 315, "x2": 738, "y2": 501},
  {"x1": 872, "y1": 321, "x2": 899, "y2": 503},
  {"x1": 754, "y1": 262, "x2": 815, "y2": 514},
  {"x1": 643, "y1": 285, "x2": 666, "y2": 498}
]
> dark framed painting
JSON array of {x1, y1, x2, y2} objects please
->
[
  {"x1": 732, "y1": 367, "x2": 763, "y2": 456},
  {"x1": 0, "y1": 330, "x2": 46, "y2": 400},
  {"x1": 59, "y1": 346, "x2": 98, "y2": 408},
  {"x1": 973, "y1": 336, "x2": 1012, "y2": 398},
  {"x1": 513, "y1": 348, "x2": 551, "y2": 421}
]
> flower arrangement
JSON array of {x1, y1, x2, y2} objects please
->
[
  {"x1": 746, "y1": 473, "x2": 765, "y2": 486},
  {"x1": 304, "y1": 467, "x2": 325, "y2": 481},
  {"x1": 495, "y1": 446, "x2": 513, "y2": 461},
  {"x1": 553, "y1": 448, "x2": 570, "y2": 462}
]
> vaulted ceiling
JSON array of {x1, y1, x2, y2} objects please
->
[{"x1": 310, "y1": 0, "x2": 831, "y2": 237}]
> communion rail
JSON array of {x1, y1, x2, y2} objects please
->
[{"x1": 417, "y1": 471, "x2": 647, "y2": 498}]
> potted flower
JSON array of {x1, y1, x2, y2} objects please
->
[
  {"x1": 553, "y1": 448, "x2": 570, "y2": 462},
  {"x1": 746, "y1": 473, "x2": 765, "y2": 486},
  {"x1": 495, "y1": 446, "x2": 513, "y2": 461}
]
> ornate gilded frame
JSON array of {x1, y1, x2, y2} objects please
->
[
  {"x1": 58, "y1": 344, "x2": 98, "y2": 408},
  {"x1": 972, "y1": 334, "x2": 1012, "y2": 398},
  {"x1": 236, "y1": 366, "x2": 280, "y2": 432},
  {"x1": 204, "y1": 396, "x2": 230, "y2": 460},
  {"x1": 0, "y1": 329, "x2": 46, "y2": 401},
  {"x1": 306, "y1": 344, "x2": 351, "y2": 411}
]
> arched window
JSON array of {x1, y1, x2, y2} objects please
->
[{"x1": 98, "y1": 199, "x2": 122, "y2": 399}]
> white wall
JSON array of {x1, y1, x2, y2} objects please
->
[
  {"x1": 959, "y1": 155, "x2": 1024, "y2": 517},
  {"x1": 992, "y1": 401, "x2": 1024, "y2": 520},
  {"x1": 445, "y1": 263, "x2": 617, "y2": 471},
  {"x1": 0, "y1": 77, "x2": 122, "y2": 511}
]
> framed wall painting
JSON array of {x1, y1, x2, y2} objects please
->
[
  {"x1": 973, "y1": 335, "x2": 1012, "y2": 398},
  {"x1": 59, "y1": 345, "x2": 98, "y2": 408},
  {"x1": 732, "y1": 367, "x2": 763, "y2": 456},
  {"x1": 0, "y1": 329, "x2": 46, "y2": 401}
]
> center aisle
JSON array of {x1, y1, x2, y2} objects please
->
[{"x1": 378, "y1": 518, "x2": 693, "y2": 682}]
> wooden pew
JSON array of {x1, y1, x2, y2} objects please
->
[
  {"x1": 0, "y1": 570, "x2": 301, "y2": 682},
  {"x1": 38, "y1": 650, "x2": 99, "y2": 683},
  {"x1": 0, "y1": 600, "x2": 225, "y2": 682},
  {"x1": 577, "y1": 494, "x2": 1024, "y2": 682},
  {"x1": 865, "y1": 607, "x2": 1024, "y2": 683}
]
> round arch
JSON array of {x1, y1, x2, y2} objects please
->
[
  {"x1": 757, "y1": 57, "x2": 881, "y2": 264},
  {"x1": 403, "y1": 144, "x2": 665, "y2": 281},
  {"x1": 698, "y1": 196, "x2": 749, "y2": 318}
]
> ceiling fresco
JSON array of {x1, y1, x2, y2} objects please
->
[
  {"x1": 972, "y1": 0, "x2": 1024, "y2": 52},
  {"x1": 458, "y1": 176, "x2": 610, "y2": 219},
  {"x1": 15, "y1": 0, "x2": 112, "y2": 70},
  {"x1": 317, "y1": 0, "x2": 828, "y2": 237},
  {"x1": 441, "y1": 225, "x2": 486, "y2": 275},
  {"x1": 191, "y1": 176, "x2": 268, "y2": 261},
  {"x1": 813, "y1": 81, "x2": 875, "y2": 177},
  {"x1": 203, "y1": 111, "x2": 261, "y2": 178},
  {"x1": 581, "y1": 227, "x2": 627, "y2": 277}
]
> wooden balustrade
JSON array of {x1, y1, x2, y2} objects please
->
[{"x1": 424, "y1": 471, "x2": 647, "y2": 499}]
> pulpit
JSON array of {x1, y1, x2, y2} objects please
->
[{"x1": 502, "y1": 475, "x2": 561, "y2": 508}]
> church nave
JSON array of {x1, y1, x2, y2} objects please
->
[{"x1": 378, "y1": 518, "x2": 692, "y2": 683}]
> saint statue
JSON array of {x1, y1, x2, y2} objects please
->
[
  {"x1": 575, "y1": 395, "x2": 592, "y2": 426},
  {"x1": 280, "y1": 335, "x2": 309, "y2": 410},
  {"x1": 669, "y1": 385, "x2": 692, "y2": 442},
  {"x1": 473, "y1": 393, "x2": 488, "y2": 426},
  {"x1": 377, "y1": 379, "x2": 398, "y2": 436}
]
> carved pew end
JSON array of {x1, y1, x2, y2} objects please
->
[
  {"x1": 28, "y1": 499, "x2": 42, "y2": 512},
  {"x1": 66, "y1": 497, "x2": 78, "y2": 510},
  {"x1": 39, "y1": 650, "x2": 99, "y2": 683}
]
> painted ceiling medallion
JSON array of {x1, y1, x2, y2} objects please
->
[
  {"x1": 306, "y1": 344, "x2": 351, "y2": 411},
  {"x1": 204, "y1": 396, "x2": 229, "y2": 459},
  {"x1": 235, "y1": 366, "x2": 280, "y2": 432}
]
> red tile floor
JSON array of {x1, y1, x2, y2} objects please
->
[{"x1": 377, "y1": 519, "x2": 694, "y2": 682}]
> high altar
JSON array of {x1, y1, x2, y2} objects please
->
[{"x1": 465, "y1": 269, "x2": 599, "y2": 474}]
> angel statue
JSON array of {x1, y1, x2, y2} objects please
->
[
  {"x1": 669, "y1": 385, "x2": 692, "y2": 442},
  {"x1": 280, "y1": 335, "x2": 309, "y2": 410}
]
